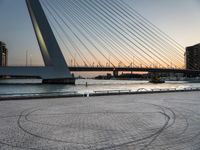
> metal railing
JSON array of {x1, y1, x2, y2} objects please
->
[
  {"x1": 94, "y1": 89, "x2": 132, "y2": 94},
  {"x1": 91, "y1": 87, "x2": 200, "y2": 96}
]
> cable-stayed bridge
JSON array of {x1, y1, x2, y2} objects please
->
[{"x1": 0, "y1": 0, "x2": 199, "y2": 84}]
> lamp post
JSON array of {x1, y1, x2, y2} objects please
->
[
  {"x1": 30, "y1": 54, "x2": 32, "y2": 66},
  {"x1": 26, "y1": 50, "x2": 28, "y2": 66}
]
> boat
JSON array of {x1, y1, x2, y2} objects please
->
[{"x1": 149, "y1": 77, "x2": 165, "y2": 84}]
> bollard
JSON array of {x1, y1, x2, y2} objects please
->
[{"x1": 87, "y1": 93, "x2": 90, "y2": 97}]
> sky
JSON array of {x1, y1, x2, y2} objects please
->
[{"x1": 0, "y1": 0, "x2": 200, "y2": 66}]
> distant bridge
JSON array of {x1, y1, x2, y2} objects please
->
[
  {"x1": 69, "y1": 66, "x2": 200, "y2": 74},
  {"x1": 0, "y1": 66, "x2": 200, "y2": 78}
]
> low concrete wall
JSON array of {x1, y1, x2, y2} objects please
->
[{"x1": 0, "y1": 87, "x2": 200, "y2": 101}]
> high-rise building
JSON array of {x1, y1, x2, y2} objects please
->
[
  {"x1": 185, "y1": 43, "x2": 200, "y2": 70},
  {"x1": 0, "y1": 41, "x2": 8, "y2": 66}
]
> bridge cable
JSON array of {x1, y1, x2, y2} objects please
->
[
  {"x1": 83, "y1": 0, "x2": 167, "y2": 68},
  {"x1": 41, "y1": 0, "x2": 198, "y2": 70},
  {"x1": 63, "y1": 0, "x2": 140, "y2": 67},
  {"x1": 41, "y1": 1, "x2": 90, "y2": 66},
  {"x1": 116, "y1": 0, "x2": 185, "y2": 54},
  {"x1": 56, "y1": 0, "x2": 127, "y2": 67},
  {"x1": 44, "y1": 0, "x2": 103, "y2": 67},
  {"x1": 67, "y1": 0, "x2": 149, "y2": 67},
  {"x1": 76, "y1": 0, "x2": 157, "y2": 66},
  {"x1": 49, "y1": 0, "x2": 117, "y2": 67},
  {"x1": 106, "y1": 0, "x2": 184, "y2": 66},
  {"x1": 56, "y1": 0, "x2": 134, "y2": 67},
  {"x1": 94, "y1": 0, "x2": 177, "y2": 67}
]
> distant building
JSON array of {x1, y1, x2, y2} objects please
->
[
  {"x1": 185, "y1": 43, "x2": 200, "y2": 70},
  {"x1": 0, "y1": 41, "x2": 8, "y2": 66}
]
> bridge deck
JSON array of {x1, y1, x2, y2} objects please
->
[{"x1": 0, "y1": 66, "x2": 199, "y2": 78}]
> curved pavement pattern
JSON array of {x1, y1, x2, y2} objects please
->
[{"x1": 0, "y1": 92, "x2": 200, "y2": 150}]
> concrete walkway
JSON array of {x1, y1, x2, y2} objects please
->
[{"x1": 0, "y1": 92, "x2": 200, "y2": 150}]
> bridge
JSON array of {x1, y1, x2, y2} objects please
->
[
  {"x1": 1, "y1": 66, "x2": 200, "y2": 76},
  {"x1": 0, "y1": 0, "x2": 199, "y2": 83},
  {"x1": 68, "y1": 67, "x2": 200, "y2": 73}
]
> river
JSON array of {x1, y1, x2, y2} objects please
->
[{"x1": 0, "y1": 79, "x2": 200, "y2": 95}]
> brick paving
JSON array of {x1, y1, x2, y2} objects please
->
[{"x1": 0, "y1": 92, "x2": 200, "y2": 149}]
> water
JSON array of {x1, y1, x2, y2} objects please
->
[{"x1": 0, "y1": 79, "x2": 200, "y2": 95}]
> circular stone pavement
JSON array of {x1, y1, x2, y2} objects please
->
[{"x1": 0, "y1": 94, "x2": 200, "y2": 149}]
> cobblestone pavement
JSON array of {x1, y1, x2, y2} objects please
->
[{"x1": 0, "y1": 92, "x2": 200, "y2": 150}]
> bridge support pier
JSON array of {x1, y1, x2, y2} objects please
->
[
  {"x1": 113, "y1": 70, "x2": 119, "y2": 77},
  {"x1": 25, "y1": 0, "x2": 75, "y2": 84}
]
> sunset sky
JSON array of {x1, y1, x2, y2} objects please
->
[{"x1": 0, "y1": 0, "x2": 200, "y2": 66}]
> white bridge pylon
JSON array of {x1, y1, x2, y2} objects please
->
[{"x1": 0, "y1": 0, "x2": 75, "y2": 84}]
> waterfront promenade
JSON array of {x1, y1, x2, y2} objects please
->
[{"x1": 0, "y1": 92, "x2": 200, "y2": 149}]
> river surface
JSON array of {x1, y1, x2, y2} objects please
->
[{"x1": 0, "y1": 79, "x2": 200, "y2": 95}]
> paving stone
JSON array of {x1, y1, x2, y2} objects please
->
[{"x1": 0, "y1": 92, "x2": 200, "y2": 149}]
